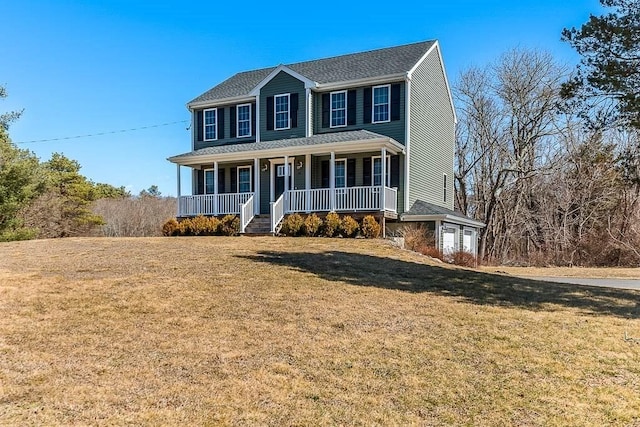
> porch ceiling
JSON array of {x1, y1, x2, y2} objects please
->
[{"x1": 167, "y1": 130, "x2": 404, "y2": 167}]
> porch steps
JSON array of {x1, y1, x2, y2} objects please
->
[{"x1": 243, "y1": 215, "x2": 273, "y2": 235}]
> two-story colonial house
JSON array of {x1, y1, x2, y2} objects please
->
[{"x1": 168, "y1": 40, "x2": 484, "y2": 254}]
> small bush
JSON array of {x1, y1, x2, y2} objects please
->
[
  {"x1": 206, "y1": 217, "x2": 221, "y2": 235},
  {"x1": 401, "y1": 226, "x2": 430, "y2": 251},
  {"x1": 360, "y1": 215, "x2": 380, "y2": 239},
  {"x1": 323, "y1": 212, "x2": 341, "y2": 237},
  {"x1": 190, "y1": 215, "x2": 210, "y2": 236},
  {"x1": 452, "y1": 251, "x2": 479, "y2": 267},
  {"x1": 303, "y1": 213, "x2": 323, "y2": 237},
  {"x1": 340, "y1": 215, "x2": 359, "y2": 238},
  {"x1": 178, "y1": 218, "x2": 194, "y2": 236},
  {"x1": 281, "y1": 213, "x2": 304, "y2": 236},
  {"x1": 420, "y1": 246, "x2": 444, "y2": 261},
  {"x1": 162, "y1": 218, "x2": 180, "y2": 236},
  {"x1": 220, "y1": 215, "x2": 240, "y2": 236}
]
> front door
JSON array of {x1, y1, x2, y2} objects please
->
[{"x1": 275, "y1": 163, "x2": 292, "y2": 199}]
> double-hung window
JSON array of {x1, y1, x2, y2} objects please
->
[
  {"x1": 372, "y1": 85, "x2": 390, "y2": 123},
  {"x1": 330, "y1": 91, "x2": 346, "y2": 128},
  {"x1": 335, "y1": 159, "x2": 346, "y2": 188},
  {"x1": 237, "y1": 104, "x2": 251, "y2": 138},
  {"x1": 204, "y1": 169, "x2": 215, "y2": 194},
  {"x1": 238, "y1": 166, "x2": 252, "y2": 193},
  {"x1": 204, "y1": 108, "x2": 217, "y2": 140},
  {"x1": 372, "y1": 156, "x2": 390, "y2": 186},
  {"x1": 274, "y1": 94, "x2": 290, "y2": 130}
]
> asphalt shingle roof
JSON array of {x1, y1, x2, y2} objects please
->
[
  {"x1": 168, "y1": 130, "x2": 393, "y2": 160},
  {"x1": 403, "y1": 199, "x2": 476, "y2": 222},
  {"x1": 189, "y1": 40, "x2": 436, "y2": 105}
]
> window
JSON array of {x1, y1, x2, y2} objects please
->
[
  {"x1": 238, "y1": 166, "x2": 251, "y2": 193},
  {"x1": 372, "y1": 156, "x2": 390, "y2": 186},
  {"x1": 277, "y1": 164, "x2": 291, "y2": 177},
  {"x1": 274, "y1": 94, "x2": 290, "y2": 130},
  {"x1": 237, "y1": 104, "x2": 251, "y2": 138},
  {"x1": 443, "y1": 173, "x2": 447, "y2": 203},
  {"x1": 330, "y1": 91, "x2": 346, "y2": 127},
  {"x1": 204, "y1": 108, "x2": 217, "y2": 140},
  {"x1": 335, "y1": 159, "x2": 346, "y2": 188},
  {"x1": 204, "y1": 169, "x2": 215, "y2": 194},
  {"x1": 372, "y1": 85, "x2": 390, "y2": 123}
]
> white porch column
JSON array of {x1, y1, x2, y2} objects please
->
[
  {"x1": 213, "y1": 160, "x2": 219, "y2": 215},
  {"x1": 270, "y1": 160, "x2": 275, "y2": 202},
  {"x1": 330, "y1": 151, "x2": 335, "y2": 211},
  {"x1": 305, "y1": 153, "x2": 311, "y2": 212},
  {"x1": 254, "y1": 158, "x2": 260, "y2": 215},
  {"x1": 283, "y1": 155, "x2": 289, "y2": 212},
  {"x1": 380, "y1": 147, "x2": 387, "y2": 211},
  {"x1": 176, "y1": 164, "x2": 181, "y2": 217}
]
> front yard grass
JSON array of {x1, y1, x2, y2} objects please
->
[{"x1": 1, "y1": 237, "x2": 639, "y2": 425}]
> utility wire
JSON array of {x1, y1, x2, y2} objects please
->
[{"x1": 15, "y1": 120, "x2": 190, "y2": 144}]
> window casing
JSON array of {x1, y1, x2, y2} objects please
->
[
  {"x1": 277, "y1": 164, "x2": 291, "y2": 177},
  {"x1": 238, "y1": 166, "x2": 252, "y2": 193},
  {"x1": 204, "y1": 108, "x2": 217, "y2": 140},
  {"x1": 372, "y1": 85, "x2": 390, "y2": 123},
  {"x1": 237, "y1": 104, "x2": 251, "y2": 138},
  {"x1": 372, "y1": 156, "x2": 390, "y2": 186},
  {"x1": 204, "y1": 168, "x2": 215, "y2": 194},
  {"x1": 335, "y1": 159, "x2": 346, "y2": 188},
  {"x1": 330, "y1": 91, "x2": 347, "y2": 128},
  {"x1": 274, "y1": 94, "x2": 290, "y2": 130}
]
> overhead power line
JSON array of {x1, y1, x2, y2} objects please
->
[{"x1": 14, "y1": 120, "x2": 190, "y2": 144}]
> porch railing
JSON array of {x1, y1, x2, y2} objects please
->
[
  {"x1": 287, "y1": 186, "x2": 396, "y2": 213},
  {"x1": 239, "y1": 195, "x2": 255, "y2": 234},
  {"x1": 384, "y1": 186, "x2": 397, "y2": 212},
  {"x1": 271, "y1": 194, "x2": 285, "y2": 233},
  {"x1": 177, "y1": 192, "x2": 254, "y2": 217}
]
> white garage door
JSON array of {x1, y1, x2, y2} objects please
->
[
  {"x1": 442, "y1": 228, "x2": 456, "y2": 255},
  {"x1": 463, "y1": 229, "x2": 473, "y2": 253}
]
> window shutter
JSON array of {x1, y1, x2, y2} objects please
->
[
  {"x1": 321, "y1": 160, "x2": 329, "y2": 188},
  {"x1": 196, "y1": 110, "x2": 203, "y2": 142},
  {"x1": 390, "y1": 155, "x2": 400, "y2": 188},
  {"x1": 197, "y1": 169, "x2": 204, "y2": 194},
  {"x1": 391, "y1": 84, "x2": 401, "y2": 121},
  {"x1": 363, "y1": 87, "x2": 372, "y2": 124},
  {"x1": 322, "y1": 93, "x2": 330, "y2": 128},
  {"x1": 347, "y1": 158, "x2": 356, "y2": 187},
  {"x1": 230, "y1": 106, "x2": 236, "y2": 138},
  {"x1": 251, "y1": 103, "x2": 256, "y2": 137},
  {"x1": 290, "y1": 93, "x2": 299, "y2": 128},
  {"x1": 363, "y1": 157, "x2": 372, "y2": 186},
  {"x1": 347, "y1": 90, "x2": 357, "y2": 126},
  {"x1": 266, "y1": 96, "x2": 274, "y2": 130},
  {"x1": 230, "y1": 167, "x2": 237, "y2": 193},
  {"x1": 218, "y1": 107, "x2": 225, "y2": 139},
  {"x1": 218, "y1": 168, "x2": 225, "y2": 193}
]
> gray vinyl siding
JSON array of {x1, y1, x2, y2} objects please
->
[
  {"x1": 408, "y1": 46, "x2": 455, "y2": 210},
  {"x1": 193, "y1": 103, "x2": 257, "y2": 151},
  {"x1": 313, "y1": 83, "x2": 406, "y2": 144},
  {"x1": 260, "y1": 71, "x2": 306, "y2": 141},
  {"x1": 260, "y1": 166, "x2": 270, "y2": 214}
]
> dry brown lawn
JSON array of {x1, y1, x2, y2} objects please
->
[{"x1": 1, "y1": 237, "x2": 639, "y2": 426}]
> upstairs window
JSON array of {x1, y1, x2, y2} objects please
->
[
  {"x1": 274, "y1": 94, "x2": 290, "y2": 130},
  {"x1": 372, "y1": 85, "x2": 390, "y2": 123},
  {"x1": 237, "y1": 104, "x2": 251, "y2": 138},
  {"x1": 443, "y1": 173, "x2": 448, "y2": 203},
  {"x1": 204, "y1": 108, "x2": 217, "y2": 140},
  {"x1": 238, "y1": 166, "x2": 252, "y2": 193},
  {"x1": 330, "y1": 91, "x2": 346, "y2": 127}
]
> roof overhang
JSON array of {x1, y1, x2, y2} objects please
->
[
  {"x1": 400, "y1": 213, "x2": 485, "y2": 228},
  {"x1": 187, "y1": 94, "x2": 256, "y2": 111},
  {"x1": 168, "y1": 137, "x2": 405, "y2": 167},
  {"x1": 315, "y1": 73, "x2": 407, "y2": 92}
]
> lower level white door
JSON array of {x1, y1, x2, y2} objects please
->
[{"x1": 442, "y1": 228, "x2": 456, "y2": 255}]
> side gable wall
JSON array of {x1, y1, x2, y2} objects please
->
[{"x1": 408, "y1": 46, "x2": 455, "y2": 210}]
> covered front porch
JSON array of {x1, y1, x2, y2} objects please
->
[{"x1": 168, "y1": 130, "x2": 404, "y2": 233}]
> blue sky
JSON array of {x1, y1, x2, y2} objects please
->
[{"x1": 2, "y1": 0, "x2": 602, "y2": 196}]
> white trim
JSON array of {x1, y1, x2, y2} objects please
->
[
  {"x1": 316, "y1": 73, "x2": 406, "y2": 91},
  {"x1": 237, "y1": 165, "x2": 252, "y2": 193},
  {"x1": 329, "y1": 90, "x2": 347, "y2": 128},
  {"x1": 401, "y1": 213, "x2": 485, "y2": 228},
  {"x1": 255, "y1": 95, "x2": 261, "y2": 142},
  {"x1": 188, "y1": 95, "x2": 255, "y2": 110},
  {"x1": 249, "y1": 64, "x2": 317, "y2": 96},
  {"x1": 236, "y1": 103, "x2": 252, "y2": 138},
  {"x1": 253, "y1": 158, "x2": 260, "y2": 215},
  {"x1": 462, "y1": 227, "x2": 476, "y2": 255},
  {"x1": 305, "y1": 88, "x2": 312, "y2": 137},
  {"x1": 371, "y1": 155, "x2": 391, "y2": 187},
  {"x1": 407, "y1": 41, "x2": 457, "y2": 124},
  {"x1": 372, "y1": 84, "x2": 391, "y2": 124},
  {"x1": 169, "y1": 138, "x2": 406, "y2": 166},
  {"x1": 404, "y1": 76, "x2": 411, "y2": 211},
  {"x1": 203, "y1": 108, "x2": 218, "y2": 141},
  {"x1": 274, "y1": 93, "x2": 291, "y2": 130}
]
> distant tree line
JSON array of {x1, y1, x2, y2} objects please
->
[{"x1": 455, "y1": 0, "x2": 640, "y2": 266}]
